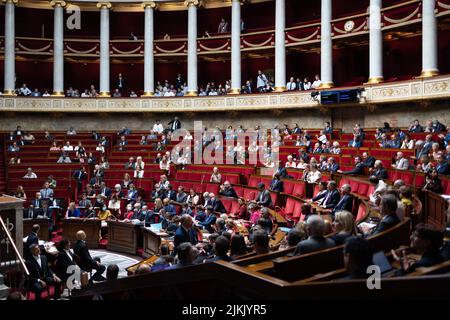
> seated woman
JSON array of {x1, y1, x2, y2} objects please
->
[
  {"x1": 66, "y1": 202, "x2": 81, "y2": 218},
  {"x1": 134, "y1": 156, "x2": 145, "y2": 179},
  {"x1": 121, "y1": 173, "x2": 133, "y2": 189},
  {"x1": 153, "y1": 198, "x2": 164, "y2": 213},
  {"x1": 285, "y1": 155, "x2": 297, "y2": 168},
  {"x1": 330, "y1": 210, "x2": 356, "y2": 245},
  {"x1": 305, "y1": 164, "x2": 322, "y2": 184},
  {"x1": 159, "y1": 156, "x2": 170, "y2": 176},
  {"x1": 50, "y1": 141, "x2": 60, "y2": 152},
  {"x1": 393, "y1": 223, "x2": 444, "y2": 274},
  {"x1": 186, "y1": 188, "x2": 199, "y2": 207},
  {"x1": 231, "y1": 197, "x2": 249, "y2": 220},
  {"x1": 416, "y1": 155, "x2": 433, "y2": 173},
  {"x1": 108, "y1": 195, "x2": 121, "y2": 217},
  {"x1": 230, "y1": 233, "x2": 249, "y2": 260}
]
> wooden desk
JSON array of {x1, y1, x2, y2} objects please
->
[
  {"x1": 23, "y1": 218, "x2": 50, "y2": 241},
  {"x1": 106, "y1": 221, "x2": 143, "y2": 255},
  {"x1": 142, "y1": 228, "x2": 163, "y2": 258},
  {"x1": 62, "y1": 218, "x2": 101, "y2": 249}
]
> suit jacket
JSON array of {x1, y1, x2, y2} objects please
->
[
  {"x1": 168, "y1": 119, "x2": 181, "y2": 131},
  {"x1": 332, "y1": 194, "x2": 353, "y2": 214},
  {"x1": 24, "y1": 233, "x2": 39, "y2": 259},
  {"x1": 436, "y1": 162, "x2": 449, "y2": 175},
  {"x1": 373, "y1": 168, "x2": 388, "y2": 180},
  {"x1": 198, "y1": 214, "x2": 217, "y2": 233},
  {"x1": 369, "y1": 214, "x2": 400, "y2": 236},
  {"x1": 417, "y1": 142, "x2": 432, "y2": 159},
  {"x1": 73, "y1": 170, "x2": 87, "y2": 181},
  {"x1": 26, "y1": 254, "x2": 54, "y2": 284},
  {"x1": 344, "y1": 163, "x2": 365, "y2": 175},
  {"x1": 275, "y1": 167, "x2": 288, "y2": 179},
  {"x1": 89, "y1": 177, "x2": 103, "y2": 186},
  {"x1": 99, "y1": 187, "x2": 112, "y2": 198},
  {"x1": 395, "y1": 158, "x2": 410, "y2": 170},
  {"x1": 256, "y1": 190, "x2": 273, "y2": 207},
  {"x1": 362, "y1": 156, "x2": 376, "y2": 168},
  {"x1": 166, "y1": 190, "x2": 177, "y2": 201},
  {"x1": 294, "y1": 236, "x2": 336, "y2": 255},
  {"x1": 327, "y1": 163, "x2": 340, "y2": 173},
  {"x1": 173, "y1": 226, "x2": 198, "y2": 253},
  {"x1": 73, "y1": 240, "x2": 97, "y2": 272},
  {"x1": 320, "y1": 190, "x2": 341, "y2": 209},
  {"x1": 176, "y1": 192, "x2": 188, "y2": 203},
  {"x1": 55, "y1": 250, "x2": 77, "y2": 281},
  {"x1": 39, "y1": 188, "x2": 54, "y2": 199},
  {"x1": 269, "y1": 179, "x2": 284, "y2": 192},
  {"x1": 211, "y1": 199, "x2": 226, "y2": 213},
  {"x1": 219, "y1": 188, "x2": 238, "y2": 198}
]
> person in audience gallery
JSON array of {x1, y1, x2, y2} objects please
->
[
  {"x1": 293, "y1": 215, "x2": 335, "y2": 256},
  {"x1": 23, "y1": 167, "x2": 37, "y2": 179}
]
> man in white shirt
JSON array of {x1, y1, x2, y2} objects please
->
[
  {"x1": 81, "y1": 89, "x2": 91, "y2": 97},
  {"x1": 24, "y1": 167, "x2": 38, "y2": 179},
  {"x1": 62, "y1": 141, "x2": 74, "y2": 151},
  {"x1": 311, "y1": 74, "x2": 322, "y2": 89},
  {"x1": 153, "y1": 120, "x2": 164, "y2": 134},
  {"x1": 392, "y1": 152, "x2": 410, "y2": 170},
  {"x1": 19, "y1": 83, "x2": 32, "y2": 96},
  {"x1": 164, "y1": 90, "x2": 175, "y2": 97},
  {"x1": 286, "y1": 77, "x2": 297, "y2": 91},
  {"x1": 256, "y1": 70, "x2": 268, "y2": 92}
]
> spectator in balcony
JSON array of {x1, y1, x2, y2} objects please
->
[
  {"x1": 44, "y1": 130, "x2": 55, "y2": 141},
  {"x1": 303, "y1": 77, "x2": 311, "y2": 90},
  {"x1": 49, "y1": 141, "x2": 60, "y2": 152},
  {"x1": 24, "y1": 167, "x2": 37, "y2": 179},
  {"x1": 9, "y1": 155, "x2": 21, "y2": 165},
  {"x1": 42, "y1": 90, "x2": 51, "y2": 97},
  {"x1": 311, "y1": 74, "x2": 322, "y2": 89},
  {"x1": 129, "y1": 32, "x2": 137, "y2": 40},
  {"x1": 435, "y1": 154, "x2": 449, "y2": 175},
  {"x1": 57, "y1": 151, "x2": 72, "y2": 164},
  {"x1": 218, "y1": 18, "x2": 229, "y2": 33},
  {"x1": 129, "y1": 91, "x2": 138, "y2": 97},
  {"x1": 338, "y1": 156, "x2": 365, "y2": 175},
  {"x1": 14, "y1": 185, "x2": 27, "y2": 200},
  {"x1": 286, "y1": 77, "x2": 297, "y2": 91},
  {"x1": 294, "y1": 77, "x2": 304, "y2": 91},
  {"x1": 392, "y1": 152, "x2": 410, "y2": 170},
  {"x1": 409, "y1": 119, "x2": 424, "y2": 133},
  {"x1": 168, "y1": 116, "x2": 181, "y2": 132},
  {"x1": 22, "y1": 132, "x2": 35, "y2": 145},
  {"x1": 112, "y1": 88, "x2": 122, "y2": 98},
  {"x1": 66, "y1": 87, "x2": 75, "y2": 97},
  {"x1": 19, "y1": 83, "x2": 31, "y2": 96},
  {"x1": 256, "y1": 70, "x2": 268, "y2": 93},
  {"x1": 95, "y1": 142, "x2": 105, "y2": 154},
  {"x1": 31, "y1": 88, "x2": 41, "y2": 97},
  {"x1": 152, "y1": 120, "x2": 164, "y2": 134},
  {"x1": 8, "y1": 142, "x2": 20, "y2": 152},
  {"x1": 67, "y1": 126, "x2": 77, "y2": 136},
  {"x1": 241, "y1": 80, "x2": 252, "y2": 94},
  {"x1": 81, "y1": 89, "x2": 90, "y2": 97},
  {"x1": 89, "y1": 84, "x2": 98, "y2": 97},
  {"x1": 210, "y1": 167, "x2": 222, "y2": 184},
  {"x1": 62, "y1": 141, "x2": 73, "y2": 151},
  {"x1": 330, "y1": 141, "x2": 341, "y2": 154}
]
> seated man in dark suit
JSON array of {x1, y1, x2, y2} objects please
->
[
  {"x1": 269, "y1": 173, "x2": 284, "y2": 192},
  {"x1": 197, "y1": 206, "x2": 217, "y2": 233},
  {"x1": 331, "y1": 184, "x2": 354, "y2": 216},
  {"x1": 341, "y1": 236, "x2": 374, "y2": 279},
  {"x1": 89, "y1": 176, "x2": 103, "y2": 188},
  {"x1": 274, "y1": 161, "x2": 288, "y2": 179},
  {"x1": 338, "y1": 156, "x2": 365, "y2": 175},
  {"x1": 25, "y1": 244, "x2": 61, "y2": 300},
  {"x1": 206, "y1": 236, "x2": 233, "y2": 262},
  {"x1": 167, "y1": 242, "x2": 198, "y2": 270},
  {"x1": 209, "y1": 193, "x2": 226, "y2": 213},
  {"x1": 435, "y1": 154, "x2": 449, "y2": 175},
  {"x1": 73, "y1": 230, "x2": 106, "y2": 282},
  {"x1": 165, "y1": 184, "x2": 177, "y2": 201},
  {"x1": 175, "y1": 186, "x2": 188, "y2": 203},
  {"x1": 218, "y1": 181, "x2": 238, "y2": 198},
  {"x1": 55, "y1": 239, "x2": 78, "y2": 284},
  {"x1": 99, "y1": 181, "x2": 112, "y2": 199},
  {"x1": 312, "y1": 180, "x2": 340, "y2": 210},
  {"x1": 294, "y1": 215, "x2": 336, "y2": 255},
  {"x1": 252, "y1": 230, "x2": 270, "y2": 255},
  {"x1": 256, "y1": 183, "x2": 273, "y2": 208},
  {"x1": 24, "y1": 224, "x2": 40, "y2": 260},
  {"x1": 173, "y1": 215, "x2": 198, "y2": 255},
  {"x1": 371, "y1": 160, "x2": 388, "y2": 180},
  {"x1": 363, "y1": 194, "x2": 400, "y2": 236}
]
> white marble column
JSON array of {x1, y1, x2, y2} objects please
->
[
  {"x1": 3, "y1": 0, "x2": 17, "y2": 95},
  {"x1": 185, "y1": 0, "x2": 199, "y2": 96},
  {"x1": 320, "y1": 0, "x2": 334, "y2": 88},
  {"x1": 421, "y1": 0, "x2": 439, "y2": 77},
  {"x1": 51, "y1": 1, "x2": 66, "y2": 96},
  {"x1": 230, "y1": 0, "x2": 242, "y2": 94},
  {"x1": 368, "y1": 0, "x2": 383, "y2": 84},
  {"x1": 143, "y1": 2, "x2": 156, "y2": 96},
  {"x1": 274, "y1": 0, "x2": 286, "y2": 91},
  {"x1": 97, "y1": 2, "x2": 111, "y2": 96}
]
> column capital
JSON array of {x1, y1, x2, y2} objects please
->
[
  {"x1": 184, "y1": 0, "x2": 201, "y2": 7},
  {"x1": 96, "y1": 2, "x2": 112, "y2": 9},
  {"x1": 142, "y1": 1, "x2": 157, "y2": 9},
  {"x1": 233, "y1": 0, "x2": 248, "y2": 4},
  {"x1": 1, "y1": 0, "x2": 19, "y2": 4},
  {"x1": 50, "y1": 0, "x2": 67, "y2": 8}
]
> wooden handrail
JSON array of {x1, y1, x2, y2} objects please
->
[{"x1": 0, "y1": 216, "x2": 30, "y2": 276}]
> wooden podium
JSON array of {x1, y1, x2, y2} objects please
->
[
  {"x1": 23, "y1": 219, "x2": 50, "y2": 242},
  {"x1": 142, "y1": 228, "x2": 162, "y2": 258},
  {"x1": 0, "y1": 195, "x2": 25, "y2": 260},
  {"x1": 61, "y1": 218, "x2": 101, "y2": 249},
  {"x1": 106, "y1": 221, "x2": 143, "y2": 255}
]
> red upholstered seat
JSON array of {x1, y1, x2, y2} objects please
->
[
  {"x1": 248, "y1": 176, "x2": 261, "y2": 188},
  {"x1": 204, "y1": 183, "x2": 219, "y2": 194},
  {"x1": 283, "y1": 180, "x2": 295, "y2": 194},
  {"x1": 293, "y1": 182, "x2": 306, "y2": 198},
  {"x1": 349, "y1": 180, "x2": 359, "y2": 193},
  {"x1": 366, "y1": 185, "x2": 375, "y2": 197},
  {"x1": 243, "y1": 188, "x2": 257, "y2": 201},
  {"x1": 312, "y1": 184, "x2": 320, "y2": 198},
  {"x1": 220, "y1": 198, "x2": 233, "y2": 213},
  {"x1": 292, "y1": 200, "x2": 303, "y2": 218},
  {"x1": 269, "y1": 192, "x2": 278, "y2": 207},
  {"x1": 230, "y1": 200, "x2": 240, "y2": 214},
  {"x1": 234, "y1": 186, "x2": 244, "y2": 197},
  {"x1": 356, "y1": 203, "x2": 367, "y2": 222},
  {"x1": 415, "y1": 174, "x2": 426, "y2": 188},
  {"x1": 284, "y1": 197, "x2": 297, "y2": 216},
  {"x1": 400, "y1": 171, "x2": 414, "y2": 185},
  {"x1": 357, "y1": 183, "x2": 369, "y2": 196}
]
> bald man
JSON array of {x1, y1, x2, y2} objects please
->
[{"x1": 73, "y1": 230, "x2": 106, "y2": 282}]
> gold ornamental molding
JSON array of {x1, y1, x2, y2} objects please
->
[
  {"x1": 96, "y1": 1, "x2": 112, "y2": 9},
  {"x1": 184, "y1": 0, "x2": 201, "y2": 7},
  {"x1": 1, "y1": 76, "x2": 450, "y2": 114},
  {"x1": 141, "y1": 1, "x2": 157, "y2": 10},
  {"x1": 1, "y1": 0, "x2": 19, "y2": 4},
  {"x1": 50, "y1": 0, "x2": 66, "y2": 7}
]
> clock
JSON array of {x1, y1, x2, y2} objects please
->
[{"x1": 344, "y1": 20, "x2": 355, "y2": 32}]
